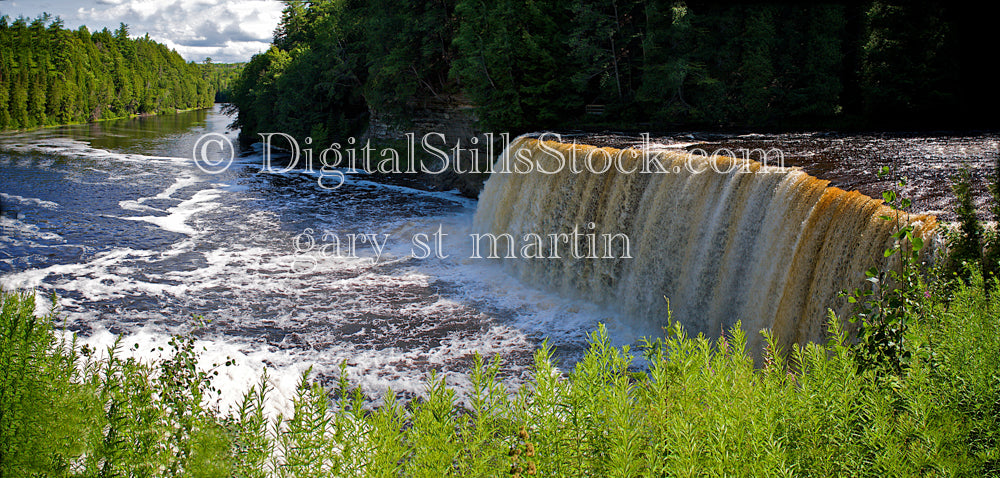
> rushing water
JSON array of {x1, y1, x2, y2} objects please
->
[
  {"x1": 475, "y1": 137, "x2": 938, "y2": 354},
  {"x1": 0, "y1": 107, "x2": 622, "y2": 409},
  {"x1": 1, "y1": 108, "x2": 997, "y2": 410},
  {"x1": 574, "y1": 131, "x2": 999, "y2": 221}
]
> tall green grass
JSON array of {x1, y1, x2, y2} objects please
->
[
  {"x1": 2, "y1": 271, "x2": 999, "y2": 476},
  {"x1": 1, "y1": 291, "x2": 92, "y2": 475},
  {"x1": 0, "y1": 291, "x2": 232, "y2": 477}
]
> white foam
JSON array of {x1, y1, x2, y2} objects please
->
[
  {"x1": 3, "y1": 128, "x2": 641, "y2": 409},
  {"x1": 0, "y1": 137, "x2": 189, "y2": 165},
  {"x1": 341, "y1": 175, "x2": 476, "y2": 208},
  {"x1": 1, "y1": 192, "x2": 60, "y2": 209},
  {"x1": 0, "y1": 216, "x2": 64, "y2": 241},
  {"x1": 60, "y1": 324, "x2": 307, "y2": 419},
  {"x1": 118, "y1": 200, "x2": 163, "y2": 213},
  {"x1": 114, "y1": 168, "x2": 204, "y2": 215},
  {"x1": 255, "y1": 164, "x2": 476, "y2": 209},
  {"x1": 124, "y1": 189, "x2": 220, "y2": 235},
  {"x1": 646, "y1": 142, "x2": 699, "y2": 149},
  {"x1": 150, "y1": 175, "x2": 201, "y2": 202}
]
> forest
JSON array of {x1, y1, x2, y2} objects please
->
[
  {"x1": 0, "y1": 15, "x2": 215, "y2": 131},
  {"x1": 203, "y1": 61, "x2": 245, "y2": 103},
  {"x1": 227, "y1": 1, "x2": 997, "y2": 146}
]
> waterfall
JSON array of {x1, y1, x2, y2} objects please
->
[{"x1": 473, "y1": 135, "x2": 937, "y2": 352}]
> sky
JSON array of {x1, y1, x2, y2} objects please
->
[{"x1": 0, "y1": 0, "x2": 284, "y2": 63}]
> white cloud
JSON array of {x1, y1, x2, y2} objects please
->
[{"x1": 3, "y1": 0, "x2": 283, "y2": 63}]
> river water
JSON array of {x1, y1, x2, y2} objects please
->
[
  {"x1": 0, "y1": 106, "x2": 624, "y2": 408},
  {"x1": 1, "y1": 107, "x2": 997, "y2": 409},
  {"x1": 573, "y1": 130, "x2": 999, "y2": 221}
]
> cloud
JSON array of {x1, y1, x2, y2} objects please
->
[
  {"x1": 7, "y1": 0, "x2": 283, "y2": 62},
  {"x1": 178, "y1": 17, "x2": 270, "y2": 47}
]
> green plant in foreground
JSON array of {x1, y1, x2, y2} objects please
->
[
  {"x1": 842, "y1": 166, "x2": 925, "y2": 375},
  {"x1": 0, "y1": 290, "x2": 94, "y2": 477},
  {"x1": 3, "y1": 266, "x2": 1000, "y2": 477},
  {"x1": 228, "y1": 372, "x2": 274, "y2": 478}
]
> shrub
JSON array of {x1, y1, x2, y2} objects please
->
[
  {"x1": 948, "y1": 168, "x2": 983, "y2": 277},
  {"x1": 984, "y1": 152, "x2": 1000, "y2": 285},
  {"x1": 2, "y1": 273, "x2": 999, "y2": 476},
  {"x1": 0, "y1": 290, "x2": 96, "y2": 477},
  {"x1": 842, "y1": 168, "x2": 926, "y2": 375}
]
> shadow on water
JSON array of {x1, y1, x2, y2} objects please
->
[{"x1": 53, "y1": 109, "x2": 211, "y2": 152}]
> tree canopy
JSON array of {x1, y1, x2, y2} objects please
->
[
  {"x1": 0, "y1": 15, "x2": 215, "y2": 130},
  {"x1": 217, "y1": 1, "x2": 1000, "y2": 142}
]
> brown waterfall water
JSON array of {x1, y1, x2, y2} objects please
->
[{"x1": 473, "y1": 136, "x2": 938, "y2": 352}]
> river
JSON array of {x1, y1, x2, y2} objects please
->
[
  {"x1": 1, "y1": 106, "x2": 997, "y2": 410},
  {"x1": 0, "y1": 106, "x2": 621, "y2": 408}
]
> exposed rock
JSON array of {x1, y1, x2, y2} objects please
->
[{"x1": 363, "y1": 95, "x2": 499, "y2": 199}]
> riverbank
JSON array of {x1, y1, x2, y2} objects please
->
[{"x1": 0, "y1": 106, "x2": 214, "y2": 135}]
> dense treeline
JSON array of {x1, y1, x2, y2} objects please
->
[
  {"x1": 0, "y1": 15, "x2": 214, "y2": 131},
  {"x1": 201, "y1": 61, "x2": 244, "y2": 103},
  {"x1": 228, "y1": 1, "x2": 997, "y2": 145}
]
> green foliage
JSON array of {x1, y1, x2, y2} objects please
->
[
  {"x1": 0, "y1": 291, "x2": 234, "y2": 477},
  {"x1": 225, "y1": 0, "x2": 370, "y2": 146},
  {"x1": 362, "y1": 0, "x2": 456, "y2": 126},
  {"x1": 946, "y1": 168, "x2": 984, "y2": 280},
  {"x1": 567, "y1": 0, "x2": 644, "y2": 110},
  {"x1": 985, "y1": 153, "x2": 1000, "y2": 284},
  {"x1": 452, "y1": 0, "x2": 580, "y2": 130},
  {"x1": 4, "y1": 270, "x2": 1000, "y2": 476},
  {"x1": 738, "y1": 6, "x2": 777, "y2": 126},
  {"x1": 842, "y1": 167, "x2": 925, "y2": 375},
  {"x1": 0, "y1": 290, "x2": 95, "y2": 476},
  {"x1": 861, "y1": 1, "x2": 959, "y2": 122},
  {"x1": 157, "y1": 328, "x2": 233, "y2": 476},
  {"x1": 905, "y1": 269, "x2": 1000, "y2": 474},
  {"x1": 225, "y1": 1, "x2": 983, "y2": 138},
  {"x1": 89, "y1": 342, "x2": 161, "y2": 477},
  {"x1": 229, "y1": 373, "x2": 274, "y2": 478},
  {"x1": 0, "y1": 15, "x2": 214, "y2": 131},
  {"x1": 201, "y1": 61, "x2": 244, "y2": 103},
  {"x1": 937, "y1": 162, "x2": 998, "y2": 295}
]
